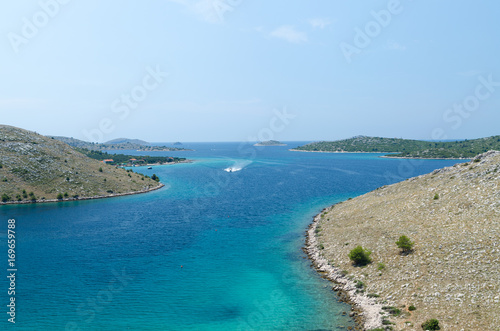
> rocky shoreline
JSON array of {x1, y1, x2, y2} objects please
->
[
  {"x1": 305, "y1": 151, "x2": 500, "y2": 330},
  {"x1": 0, "y1": 183, "x2": 165, "y2": 206},
  {"x1": 305, "y1": 207, "x2": 383, "y2": 330}
]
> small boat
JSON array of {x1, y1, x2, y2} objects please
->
[
  {"x1": 148, "y1": 166, "x2": 152, "y2": 169},
  {"x1": 224, "y1": 167, "x2": 233, "y2": 172}
]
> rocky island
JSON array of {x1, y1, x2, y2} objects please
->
[
  {"x1": 307, "y1": 151, "x2": 500, "y2": 330},
  {"x1": 0, "y1": 125, "x2": 166, "y2": 204},
  {"x1": 254, "y1": 140, "x2": 287, "y2": 146}
]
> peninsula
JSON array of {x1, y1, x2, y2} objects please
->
[
  {"x1": 306, "y1": 150, "x2": 500, "y2": 330},
  {"x1": 292, "y1": 135, "x2": 500, "y2": 159},
  {"x1": 50, "y1": 136, "x2": 193, "y2": 152},
  {"x1": 0, "y1": 125, "x2": 166, "y2": 204}
]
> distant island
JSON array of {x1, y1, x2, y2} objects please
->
[
  {"x1": 306, "y1": 150, "x2": 500, "y2": 330},
  {"x1": 292, "y1": 135, "x2": 500, "y2": 159},
  {"x1": 49, "y1": 136, "x2": 193, "y2": 152},
  {"x1": 0, "y1": 125, "x2": 176, "y2": 204},
  {"x1": 254, "y1": 140, "x2": 287, "y2": 146}
]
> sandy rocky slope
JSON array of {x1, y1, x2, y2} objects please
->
[
  {"x1": 307, "y1": 151, "x2": 500, "y2": 330},
  {"x1": 0, "y1": 125, "x2": 163, "y2": 203}
]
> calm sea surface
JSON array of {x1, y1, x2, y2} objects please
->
[{"x1": 0, "y1": 142, "x2": 465, "y2": 330}]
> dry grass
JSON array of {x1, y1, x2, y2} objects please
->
[
  {"x1": 0, "y1": 125, "x2": 162, "y2": 202},
  {"x1": 316, "y1": 151, "x2": 500, "y2": 330}
]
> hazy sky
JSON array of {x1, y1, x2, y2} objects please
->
[{"x1": 1, "y1": 0, "x2": 499, "y2": 142}]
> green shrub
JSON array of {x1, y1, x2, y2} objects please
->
[
  {"x1": 348, "y1": 246, "x2": 372, "y2": 266},
  {"x1": 433, "y1": 193, "x2": 439, "y2": 200},
  {"x1": 151, "y1": 174, "x2": 160, "y2": 182},
  {"x1": 355, "y1": 280, "x2": 365, "y2": 289},
  {"x1": 383, "y1": 306, "x2": 401, "y2": 316},
  {"x1": 409, "y1": 305, "x2": 416, "y2": 311},
  {"x1": 421, "y1": 319, "x2": 440, "y2": 330},
  {"x1": 56, "y1": 193, "x2": 63, "y2": 200},
  {"x1": 1, "y1": 193, "x2": 11, "y2": 202},
  {"x1": 99, "y1": 167, "x2": 103, "y2": 172},
  {"x1": 377, "y1": 262, "x2": 386, "y2": 270},
  {"x1": 396, "y1": 235, "x2": 414, "y2": 253}
]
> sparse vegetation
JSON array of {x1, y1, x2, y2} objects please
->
[
  {"x1": 433, "y1": 193, "x2": 439, "y2": 200},
  {"x1": 383, "y1": 306, "x2": 401, "y2": 317},
  {"x1": 396, "y1": 235, "x2": 414, "y2": 253},
  {"x1": 0, "y1": 125, "x2": 164, "y2": 203},
  {"x1": 348, "y1": 246, "x2": 372, "y2": 266},
  {"x1": 311, "y1": 151, "x2": 500, "y2": 329},
  {"x1": 2, "y1": 193, "x2": 11, "y2": 202},
  {"x1": 421, "y1": 319, "x2": 440, "y2": 330}
]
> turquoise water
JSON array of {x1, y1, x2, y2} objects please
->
[{"x1": 0, "y1": 143, "x2": 465, "y2": 330}]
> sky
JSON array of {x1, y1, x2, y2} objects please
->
[{"x1": 0, "y1": 0, "x2": 499, "y2": 142}]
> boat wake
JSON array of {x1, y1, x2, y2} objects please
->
[
  {"x1": 224, "y1": 167, "x2": 242, "y2": 173},
  {"x1": 223, "y1": 160, "x2": 251, "y2": 173}
]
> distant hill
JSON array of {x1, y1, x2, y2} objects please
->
[
  {"x1": 1, "y1": 125, "x2": 163, "y2": 203},
  {"x1": 49, "y1": 136, "x2": 191, "y2": 152},
  {"x1": 254, "y1": 140, "x2": 287, "y2": 146},
  {"x1": 292, "y1": 135, "x2": 500, "y2": 158},
  {"x1": 105, "y1": 138, "x2": 149, "y2": 145}
]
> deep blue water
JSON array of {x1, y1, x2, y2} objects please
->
[{"x1": 0, "y1": 143, "x2": 465, "y2": 330}]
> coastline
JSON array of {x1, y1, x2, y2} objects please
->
[
  {"x1": 0, "y1": 183, "x2": 165, "y2": 206},
  {"x1": 290, "y1": 149, "x2": 379, "y2": 154},
  {"x1": 291, "y1": 149, "x2": 470, "y2": 160},
  {"x1": 122, "y1": 159, "x2": 194, "y2": 168},
  {"x1": 305, "y1": 206, "x2": 382, "y2": 330}
]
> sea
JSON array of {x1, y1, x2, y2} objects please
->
[{"x1": 0, "y1": 142, "x2": 465, "y2": 330}]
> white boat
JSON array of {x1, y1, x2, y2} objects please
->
[{"x1": 224, "y1": 167, "x2": 242, "y2": 173}]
